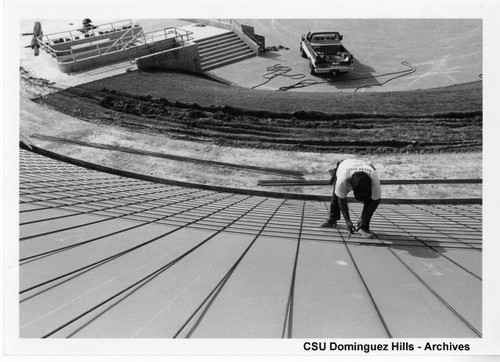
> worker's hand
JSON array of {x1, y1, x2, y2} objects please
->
[{"x1": 346, "y1": 220, "x2": 356, "y2": 233}]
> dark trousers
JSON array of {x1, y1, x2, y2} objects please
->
[
  {"x1": 329, "y1": 188, "x2": 341, "y2": 221},
  {"x1": 328, "y1": 162, "x2": 342, "y2": 221}
]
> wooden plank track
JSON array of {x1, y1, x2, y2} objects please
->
[{"x1": 18, "y1": 149, "x2": 482, "y2": 338}]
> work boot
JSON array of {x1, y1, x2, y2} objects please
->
[
  {"x1": 358, "y1": 228, "x2": 374, "y2": 239},
  {"x1": 320, "y1": 218, "x2": 337, "y2": 228}
]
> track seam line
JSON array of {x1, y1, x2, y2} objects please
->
[
  {"x1": 63, "y1": 196, "x2": 270, "y2": 338},
  {"x1": 20, "y1": 191, "x2": 234, "y2": 276},
  {"x1": 38, "y1": 194, "x2": 259, "y2": 337},
  {"x1": 282, "y1": 200, "x2": 306, "y2": 338},
  {"x1": 375, "y1": 211, "x2": 481, "y2": 280},
  {"x1": 19, "y1": 188, "x2": 212, "y2": 241},
  {"x1": 386, "y1": 247, "x2": 481, "y2": 337},
  {"x1": 176, "y1": 199, "x2": 287, "y2": 338},
  {"x1": 349, "y1": 206, "x2": 481, "y2": 336},
  {"x1": 394, "y1": 206, "x2": 481, "y2": 250},
  {"x1": 321, "y1": 203, "x2": 392, "y2": 337},
  {"x1": 19, "y1": 185, "x2": 179, "y2": 225}
]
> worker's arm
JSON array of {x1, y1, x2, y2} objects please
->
[{"x1": 338, "y1": 197, "x2": 355, "y2": 231}]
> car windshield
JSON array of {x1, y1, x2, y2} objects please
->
[{"x1": 310, "y1": 33, "x2": 340, "y2": 41}]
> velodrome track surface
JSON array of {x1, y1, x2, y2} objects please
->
[{"x1": 19, "y1": 148, "x2": 482, "y2": 338}]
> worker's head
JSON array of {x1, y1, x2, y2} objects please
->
[
  {"x1": 82, "y1": 18, "x2": 92, "y2": 25},
  {"x1": 350, "y1": 171, "x2": 372, "y2": 202}
]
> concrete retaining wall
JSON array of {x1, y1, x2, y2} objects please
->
[
  {"x1": 56, "y1": 50, "x2": 134, "y2": 73},
  {"x1": 55, "y1": 38, "x2": 176, "y2": 73},
  {"x1": 135, "y1": 42, "x2": 202, "y2": 73}
]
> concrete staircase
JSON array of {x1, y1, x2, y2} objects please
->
[{"x1": 196, "y1": 32, "x2": 255, "y2": 71}]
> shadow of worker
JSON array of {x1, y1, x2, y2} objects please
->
[{"x1": 374, "y1": 232, "x2": 446, "y2": 259}]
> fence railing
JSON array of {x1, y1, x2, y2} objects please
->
[
  {"x1": 38, "y1": 20, "x2": 137, "y2": 45},
  {"x1": 37, "y1": 20, "x2": 193, "y2": 65}
]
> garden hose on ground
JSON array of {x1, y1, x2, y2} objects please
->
[
  {"x1": 251, "y1": 64, "x2": 306, "y2": 89},
  {"x1": 252, "y1": 61, "x2": 417, "y2": 92},
  {"x1": 353, "y1": 62, "x2": 416, "y2": 92}
]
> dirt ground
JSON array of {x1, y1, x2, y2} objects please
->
[
  {"x1": 20, "y1": 71, "x2": 482, "y2": 200},
  {"x1": 34, "y1": 72, "x2": 481, "y2": 155}
]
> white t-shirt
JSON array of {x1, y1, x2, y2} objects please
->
[{"x1": 334, "y1": 159, "x2": 381, "y2": 200}]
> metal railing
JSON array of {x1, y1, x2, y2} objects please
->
[
  {"x1": 209, "y1": 19, "x2": 264, "y2": 52},
  {"x1": 100, "y1": 26, "x2": 141, "y2": 55},
  {"x1": 37, "y1": 20, "x2": 193, "y2": 65},
  {"x1": 123, "y1": 27, "x2": 194, "y2": 62},
  {"x1": 38, "y1": 20, "x2": 137, "y2": 45}
]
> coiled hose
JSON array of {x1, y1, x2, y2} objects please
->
[{"x1": 251, "y1": 64, "x2": 306, "y2": 89}]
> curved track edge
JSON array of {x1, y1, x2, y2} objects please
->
[{"x1": 20, "y1": 142, "x2": 482, "y2": 205}]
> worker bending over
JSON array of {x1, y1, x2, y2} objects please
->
[{"x1": 321, "y1": 159, "x2": 381, "y2": 238}]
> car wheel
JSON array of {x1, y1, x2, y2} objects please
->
[
  {"x1": 300, "y1": 45, "x2": 307, "y2": 58},
  {"x1": 309, "y1": 62, "x2": 316, "y2": 75}
]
